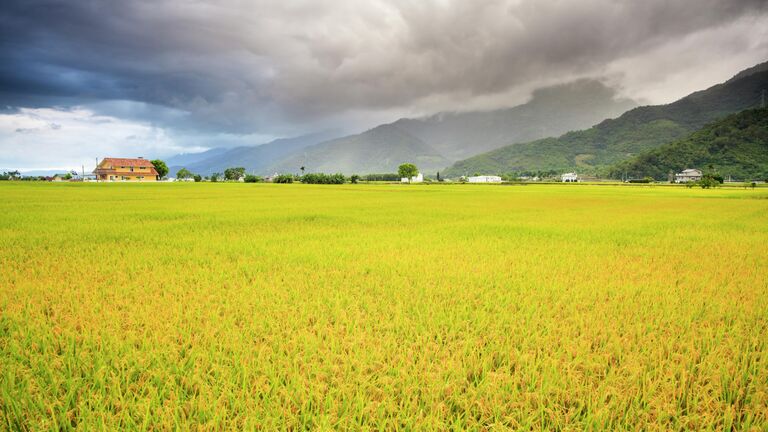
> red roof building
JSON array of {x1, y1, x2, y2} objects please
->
[{"x1": 94, "y1": 157, "x2": 159, "y2": 181}]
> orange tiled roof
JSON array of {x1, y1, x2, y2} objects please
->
[
  {"x1": 101, "y1": 158, "x2": 156, "y2": 167},
  {"x1": 95, "y1": 158, "x2": 159, "y2": 176}
]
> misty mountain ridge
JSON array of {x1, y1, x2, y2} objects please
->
[
  {"x1": 265, "y1": 79, "x2": 636, "y2": 174},
  {"x1": 391, "y1": 79, "x2": 637, "y2": 161},
  {"x1": 726, "y1": 61, "x2": 768, "y2": 83},
  {"x1": 269, "y1": 124, "x2": 451, "y2": 175},
  {"x1": 167, "y1": 131, "x2": 339, "y2": 176},
  {"x1": 166, "y1": 147, "x2": 230, "y2": 169}
]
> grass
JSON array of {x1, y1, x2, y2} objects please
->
[{"x1": 1, "y1": 182, "x2": 767, "y2": 430}]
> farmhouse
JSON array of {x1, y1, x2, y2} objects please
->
[
  {"x1": 674, "y1": 168, "x2": 702, "y2": 183},
  {"x1": 467, "y1": 175, "x2": 502, "y2": 183},
  {"x1": 94, "y1": 157, "x2": 159, "y2": 181},
  {"x1": 561, "y1": 172, "x2": 579, "y2": 182},
  {"x1": 401, "y1": 173, "x2": 424, "y2": 183}
]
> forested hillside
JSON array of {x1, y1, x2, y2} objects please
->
[{"x1": 610, "y1": 108, "x2": 768, "y2": 180}]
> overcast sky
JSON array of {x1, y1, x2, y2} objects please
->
[{"x1": 1, "y1": 0, "x2": 767, "y2": 170}]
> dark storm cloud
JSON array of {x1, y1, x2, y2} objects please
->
[{"x1": 1, "y1": 0, "x2": 767, "y2": 137}]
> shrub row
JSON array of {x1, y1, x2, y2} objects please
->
[
  {"x1": 301, "y1": 173, "x2": 345, "y2": 184},
  {"x1": 362, "y1": 173, "x2": 400, "y2": 181}
]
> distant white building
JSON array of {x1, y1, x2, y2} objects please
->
[
  {"x1": 467, "y1": 175, "x2": 502, "y2": 183},
  {"x1": 401, "y1": 173, "x2": 424, "y2": 183},
  {"x1": 674, "y1": 168, "x2": 702, "y2": 183},
  {"x1": 72, "y1": 172, "x2": 96, "y2": 181},
  {"x1": 561, "y1": 172, "x2": 579, "y2": 182}
]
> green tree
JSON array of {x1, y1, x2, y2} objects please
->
[
  {"x1": 350, "y1": 174, "x2": 360, "y2": 184},
  {"x1": 211, "y1": 172, "x2": 222, "y2": 182},
  {"x1": 398, "y1": 163, "x2": 418, "y2": 183},
  {"x1": 151, "y1": 160, "x2": 169, "y2": 179},
  {"x1": 244, "y1": 174, "x2": 262, "y2": 183},
  {"x1": 224, "y1": 167, "x2": 246, "y2": 181},
  {"x1": 699, "y1": 177, "x2": 720, "y2": 189},
  {"x1": 193, "y1": 174, "x2": 202, "y2": 182},
  {"x1": 176, "y1": 168, "x2": 192, "y2": 179}
]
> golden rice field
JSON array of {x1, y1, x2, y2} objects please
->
[{"x1": 1, "y1": 182, "x2": 767, "y2": 430}]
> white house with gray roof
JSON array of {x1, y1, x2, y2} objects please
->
[{"x1": 674, "y1": 168, "x2": 702, "y2": 183}]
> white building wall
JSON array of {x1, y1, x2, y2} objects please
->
[
  {"x1": 401, "y1": 173, "x2": 424, "y2": 183},
  {"x1": 467, "y1": 175, "x2": 502, "y2": 183}
]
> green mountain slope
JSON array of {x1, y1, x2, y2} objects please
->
[
  {"x1": 443, "y1": 62, "x2": 768, "y2": 177},
  {"x1": 393, "y1": 79, "x2": 636, "y2": 161},
  {"x1": 610, "y1": 108, "x2": 768, "y2": 180}
]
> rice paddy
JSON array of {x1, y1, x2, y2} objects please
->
[{"x1": 1, "y1": 182, "x2": 767, "y2": 430}]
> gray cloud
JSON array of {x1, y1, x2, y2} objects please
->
[{"x1": 0, "y1": 0, "x2": 767, "y2": 167}]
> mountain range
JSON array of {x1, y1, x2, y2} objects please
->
[
  {"x1": 443, "y1": 62, "x2": 768, "y2": 177},
  {"x1": 266, "y1": 80, "x2": 636, "y2": 174},
  {"x1": 168, "y1": 61, "x2": 768, "y2": 179},
  {"x1": 170, "y1": 79, "x2": 636, "y2": 175}
]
